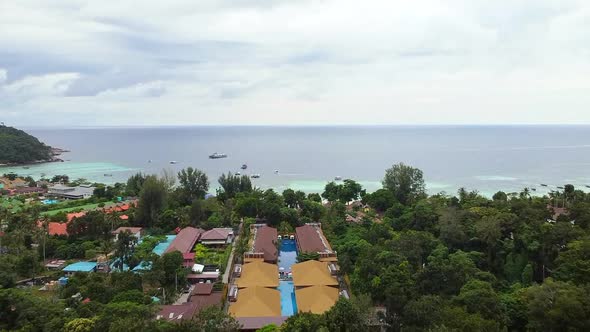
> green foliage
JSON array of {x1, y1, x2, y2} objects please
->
[
  {"x1": 296, "y1": 251, "x2": 320, "y2": 262},
  {"x1": 177, "y1": 167, "x2": 209, "y2": 203},
  {"x1": 218, "y1": 172, "x2": 252, "y2": 200},
  {"x1": 0, "y1": 125, "x2": 53, "y2": 164},
  {"x1": 137, "y1": 175, "x2": 168, "y2": 227},
  {"x1": 382, "y1": 162, "x2": 426, "y2": 205}
]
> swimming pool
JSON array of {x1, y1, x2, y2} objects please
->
[
  {"x1": 279, "y1": 239, "x2": 298, "y2": 271},
  {"x1": 42, "y1": 199, "x2": 58, "y2": 205},
  {"x1": 278, "y1": 281, "x2": 298, "y2": 316},
  {"x1": 152, "y1": 235, "x2": 176, "y2": 256}
]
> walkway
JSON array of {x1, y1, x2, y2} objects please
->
[{"x1": 222, "y1": 234, "x2": 239, "y2": 284}]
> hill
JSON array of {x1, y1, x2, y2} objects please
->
[{"x1": 0, "y1": 125, "x2": 55, "y2": 164}]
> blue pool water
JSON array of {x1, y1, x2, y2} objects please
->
[
  {"x1": 279, "y1": 281, "x2": 298, "y2": 316},
  {"x1": 152, "y1": 235, "x2": 176, "y2": 256},
  {"x1": 42, "y1": 199, "x2": 58, "y2": 205},
  {"x1": 279, "y1": 239, "x2": 297, "y2": 271}
]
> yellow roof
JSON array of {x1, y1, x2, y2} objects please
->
[
  {"x1": 296, "y1": 285, "x2": 339, "y2": 314},
  {"x1": 236, "y1": 261, "x2": 279, "y2": 288},
  {"x1": 228, "y1": 286, "x2": 281, "y2": 317},
  {"x1": 292, "y1": 260, "x2": 338, "y2": 287}
]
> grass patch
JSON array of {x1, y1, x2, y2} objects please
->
[{"x1": 41, "y1": 203, "x2": 102, "y2": 216}]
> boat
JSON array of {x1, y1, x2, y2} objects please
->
[
  {"x1": 274, "y1": 170, "x2": 279, "y2": 174},
  {"x1": 170, "y1": 161, "x2": 178, "y2": 164},
  {"x1": 148, "y1": 160, "x2": 152, "y2": 163},
  {"x1": 209, "y1": 153, "x2": 227, "y2": 159},
  {"x1": 334, "y1": 176, "x2": 342, "y2": 181},
  {"x1": 236, "y1": 172, "x2": 241, "y2": 176},
  {"x1": 531, "y1": 188, "x2": 537, "y2": 191},
  {"x1": 104, "y1": 174, "x2": 113, "y2": 177},
  {"x1": 557, "y1": 186, "x2": 564, "y2": 190},
  {"x1": 540, "y1": 184, "x2": 548, "y2": 187},
  {"x1": 241, "y1": 164, "x2": 247, "y2": 170},
  {"x1": 251, "y1": 174, "x2": 261, "y2": 179},
  {"x1": 586, "y1": 185, "x2": 590, "y2": 189},
  {"x1": 22, "y1": 166, "x2": 30, "y2": 169}
]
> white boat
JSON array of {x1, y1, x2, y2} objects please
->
[
  {"x1": 236, "y1": 172, "x2": 241, "y2": 176},
  {"x1": 334, "y1": 176, "x2": 342, "y2": 181},
  {"x1": 170, "y1": 161, "x2": 178, "y2": 164},
  {"x1": 209, "y1": 152, "x2": 227, "y2": 159},
  {"x1": 274, "y1": 170, "x2": 279, "y2": 174}
]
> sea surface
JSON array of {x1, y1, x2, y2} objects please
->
[{"x1": 3, "y1": 126, "x2": 590, "y2": 197}]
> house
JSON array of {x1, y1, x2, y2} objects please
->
[
  {"x1": 47, "y1": 222, "x2": 68, "y2": 236},
  {"x1": 165, "y1": 227, "x2": 204, "y2": 254},
  {"x1": 244, "y1": 225, "x2": 278, "y2": 264},
  {"x1": 199, "y1": 228, "x2": 234, "y2": 246},
  {"x1": 295, "y1": 285, "x2": 339, "y2": 314},
  {"x1": 291, "y1": 260, "x2": 340, "y2": 314},
  {"x1": 48, "y1": 184, "x2": 95, "y2": 199},
  {"x1": 183, "y1": 253, "x2": 195, "y2": 268},
  {"x1": 12, "y1": 187, "x2": 46, "y2": 195},
  {"x1": 112, "y1": 227, "x2": 143, "y2": 242},
  {"x1": 156, "y1": 283, "x2": 223, "y2": 322},
  {"x1": 291, "y1": 260, "x2": 339, "y2": 288}
]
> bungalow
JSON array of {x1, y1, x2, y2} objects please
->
[
  {"x1": 112, "y1": 227, "x2": 143, "y2": 242},
  {"x1": 295, "y1": 223, "x2": 338, "y2": 263},
  {"x1": 199, "y1": 228, "x2": 234, "y2": 246},
  {"x1": 63, "y1": 262, "x2": 97, "y2": 275},
  {"x1": 165, "y1": 227, "x2": 204, "y2": 254},
  {"x1": 244, "y1": 224, "x2": 278, "y2": 264}
]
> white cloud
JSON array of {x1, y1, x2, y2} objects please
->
[{"x1": 0, "y1": 0, "x2": 589, "y2": 126}]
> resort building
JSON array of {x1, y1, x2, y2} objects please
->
[
  {"x1": 199, "y1": 228, "x2": 234, "y2": 246},
  {"x1": 63, "y1": 262, "x2": 97, "y2": 275},
  {"x1": 48, "y1": 184, "x2": 95, "y2": 199},
  {"x1": 156, "y1": 283, "x2": 222, "y2": 321},
  {"x1": 295, "y1": 223, "x2": 338, "y2": 263},
  {"x1": 228, "y1": 286, "x2": 282, "y2": 318},
  {"x1": 295, "y1": 285, "x2": 339, "y2": 314},
  {"x1": 47, "y1": 222, "x2": 68, "y2": 236},
  {"x1": 0, "y1": 177, "x2": 27, "y2": 189},
  {"x1": 112, "y1": 227, "x2": 143, "y2": 241},
  {"x1": 292, "y1": 260, "x2": 339, "y2": 288},
  {"x1": 165, "y1": 227, "x2": 204, "y2": 254},
  {"x1": 244, "y1": 224, "x2": 278, "y2": 264},
  {"x1": 235, "y1": 261, "x2": 279, "y2": 288}
]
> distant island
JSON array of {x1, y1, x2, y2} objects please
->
[{"x1": 0, "y1": 124, "x2": 66, "y2": 165}]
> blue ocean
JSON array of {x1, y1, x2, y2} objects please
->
[{"x1": 3, "y1": 126, "x2": 590, "y2": 197}]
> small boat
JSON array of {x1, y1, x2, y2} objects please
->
[
  {"x1": 251, "y1": 174, "x2": 261, "y2": 179},
  {"x1": 170, "y1": 161, "x2": 178, "y2": 164},
  {"x1": 22, "y1": 166, "x2": 30, "y2": 169},
  {"x1": 104, "y1": 174, "x2": 113, "y2": 177},
  {"x1": 586, "y1": 185, "x2": 590, "y2": 189},
  {"x1": 531, "y1": 188, "x2": 537, "y2": 191},
  {"x1": 557, "y1": 186, "x2": 564, "y2": 190},
  {"x1": 540, "y1": 184, "x2": 548, "y2": 187},
  {"x1": 209, "y1": 153, "x2": 227, "y2": 159},
  {"x1": 236, "y1": 172, "x2": 241, "y2": 176},
  {"x1": 148, "y1": 160, "x2": 152, "y2": 163},
  {"x1": 241, "y1": 164, "x2": 247, "y2": 170},
  {"x1": 334, "y1": 176, "x2": 342, "y2": 181},
  {"x1": 274, "y1": 170, "x2": 279, "y2": 174}
]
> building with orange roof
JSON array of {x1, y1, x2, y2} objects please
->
[
  {"x1": 235, "y1": 261, "x2": 279, "y2": 289},
  {"x1": 228, "y1": 286, "x2": 281, "y2": 318},
  {"x1": 291, "y1": 260, "x2": 339, "y2": 288},
  {"x1": 295, "y1": 285, "x2": 339, "y2": 314},
  {"x1": 47, "y1": 222, "x2": 68, "y2": 236}
]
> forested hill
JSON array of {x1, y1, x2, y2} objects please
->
[{"x1": 0, "y1": 125, "x2": 53, "y2": 164}]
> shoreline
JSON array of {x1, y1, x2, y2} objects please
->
[{"x1": 0, "y1": 147, "x2": 69, "y2": 168}]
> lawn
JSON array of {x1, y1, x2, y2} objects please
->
[
  {"x1": 0, "y1": 198, "x2": 25, "y2": 212},
  {"x1": 41, "y1": 203, "x2": 102, "y2": 216}
]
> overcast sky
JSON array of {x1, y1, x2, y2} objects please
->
[{"x1": 1, "y1": 0, "x2": 589, "y2": 126}]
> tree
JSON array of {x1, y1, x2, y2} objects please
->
[
  {"x1": 114, "y1": 231, "x2": 138, "y2": 271},
  {"x1": 362, "y1": 189, "x2": 396, "y2": 212},
  {"x1": 324, "y1": 298, "x2": 369, "y2": 332},
  {"x1": 126, "y1": 172, "x2": 146, "y2": 196},
  {"x1": 382, "y1": 163, "x2": 426, "y2": 205},
  {"x1": 218, "y1": 172, "x2": 252, "y2": 200},
  {"x1": 339, "y1": 179, "x2": 363, "y2": 204},
  {"x1": 63, "y1": 318, "x2": 95, "y2": 332},
  {"x1": 553, "y1": 238, "x2": 590, "y2": 285},
  {"x1": 136, "y1": 175, "x2": 167, "y2": 228},
  {"x1": 307, "y1": 193, "x2": 322, "y2": 203},
  {"x1": 322, "y1": 182, "x2": 340, "y2": 203},
  {"x1": 178, "y1": 167, "x2": 209, "y2": 203},
  {"x1": 282, "y1": 312, "x2": 327, "y2": 332}
]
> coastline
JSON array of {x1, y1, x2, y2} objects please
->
[{"x1": 0, "y1": 147, "x2": 69, "y2": 168}]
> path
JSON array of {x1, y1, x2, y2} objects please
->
[{"x1": 222, "y1": 234, "x2": 239, "y2": 284}]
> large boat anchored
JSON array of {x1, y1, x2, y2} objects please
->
[{"x1": 209, "y1": 152, "x2": 227, "y2": 159}]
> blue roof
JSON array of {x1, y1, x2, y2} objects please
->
[
  {"x1": 152, "y1": 235, "x2": 176, "y2": 256},
  {"x1": 63, "y1": 262, "x2": 97, "y2": 272}
]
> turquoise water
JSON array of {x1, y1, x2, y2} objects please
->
[
  {"x1": 279, "y1": 239, "x2": 297, "y2": 271},
  {"x1": 152, "y1": 235, "x2": 176, "y2": 256},
  {"x1": 278, "y1": 239, "x2": 298, "y2": 316},
  {"x1": 42, "y1": 199, "x2": 58, "y2": 205},
  {"x1": 279, "y1": 281, "x2": 298, "y2": 316}
]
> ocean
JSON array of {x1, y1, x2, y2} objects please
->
[{"x1": 2, "y1": 126, "x2": 590, "y2": 197}]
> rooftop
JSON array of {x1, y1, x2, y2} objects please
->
[
  {"x1": 295, "y1": 224, "x2": 332, "y2": 253},
  {"x1": 295, "y1": 285, "x2": 339, "y2": 314},
  {"x1": 112, "y1": 227, "x2": 142, "y2": 235},
  {"x1": 165, "y1": 227, "x2": 204, "y2": 254},
  {"x1": 236, "y1": 317, "x2": 288, "y2": 331},
  {"x1": 63, "y1": 261, "x2": 97, "y2": 272},
  {"x1": 48, "y1": 222, "x2": 68, "y2": 236},
  {"x1": 200, "y1": 228, "x2": 233, "y2": 241},
  {"x1": 292, "y1": 260, "x2": 338, "y2": 288},
  {"x1": 252, "y1": 225, "x2": 278, "y2": 262},
  {"x1": 236, "y1": 261, "x2": 279, "y2": 289},
  {"x1": 228, "y1": 286, "x2": 282, "y2": 318}
]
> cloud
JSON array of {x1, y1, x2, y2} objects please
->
[{"x1": 0, "y1": 0, "x2": 589, "y2": 126}]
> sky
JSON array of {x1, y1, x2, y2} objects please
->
[{"x1": 1, "y1": 0, "x2": 589, "y2": 126}]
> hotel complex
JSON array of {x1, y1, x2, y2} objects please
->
[{"x1": 229, "y1": 223, "x2": 343, "y2": 330}]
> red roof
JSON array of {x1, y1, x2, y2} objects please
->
[
  {"x1": 254, "y1": 225, "x2": 278, "y2": 262},
  {"x1": 200, "y1": 228, "x2": 233, "y2": 241},
  {"x1": 119, "y1": 215, "x2": 129, "y2": 220},
  {"x1": 48, "y1": 222, "x2": 68, "y2": 236},
  {"x1": 236, "y1": 317, "x2": 287, "y2": 330},
  {"x1": 165, "y1": 227, "x2": 204, "y2": 254},
  {"x1": 191, "y1": 283, "x2": 214, "y2": 296},
  {"x1": 82, "y1": 298, "x2": 91, "y2": 304},
  {"x1": 183, "y1": 252, "x2": 195, "y2": 260},
  {"x1": 295, "y1": 225, "x2": 326, "y2": 253},
  {"x1": 67, "y1": 212, "x2": 86, "y2": 223},
  {"x1": 157, "y1": 290, "x2": 222, "y2": 321}
]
